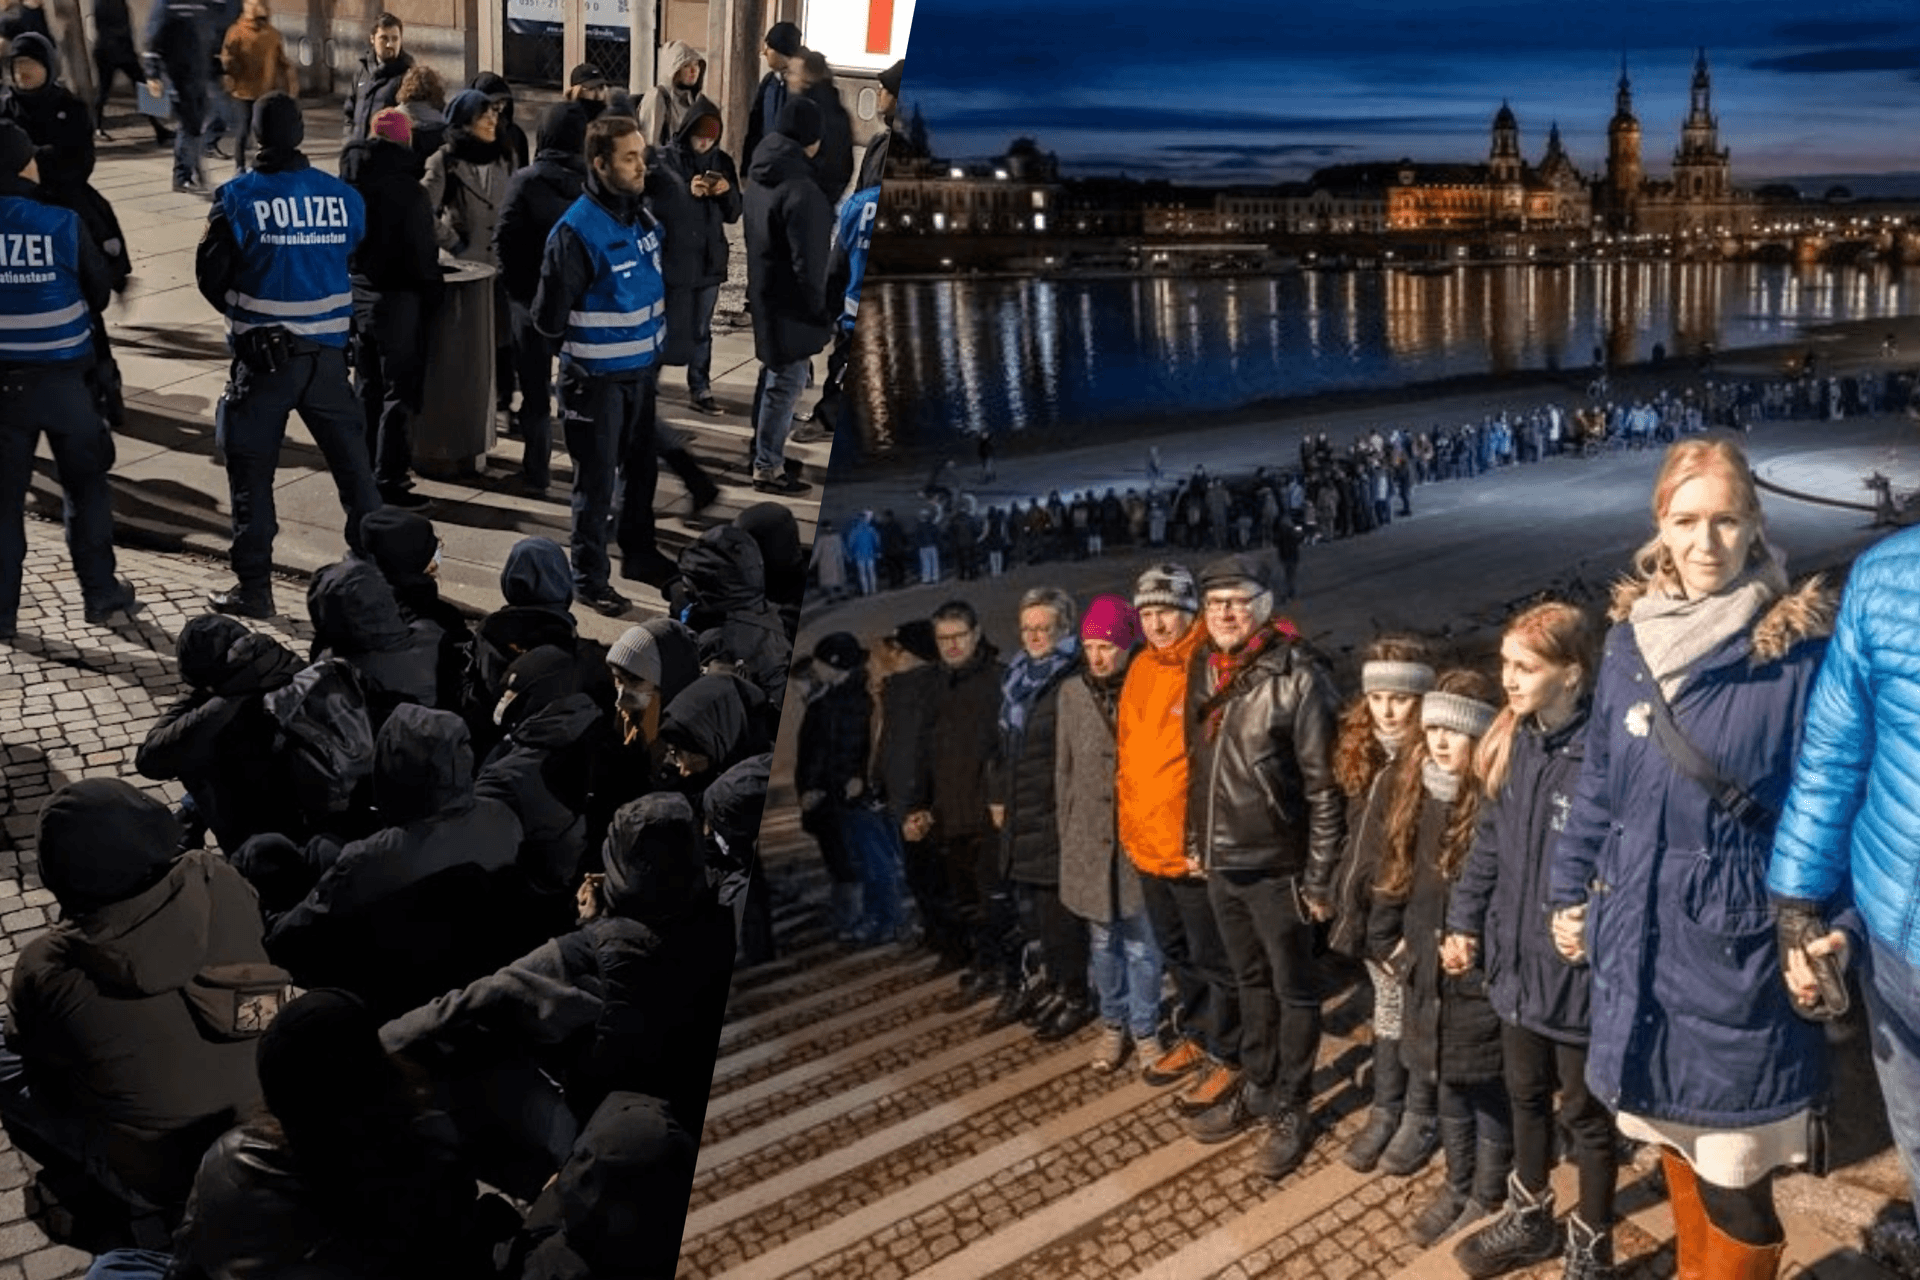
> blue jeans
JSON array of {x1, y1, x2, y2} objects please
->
[
  {"x1": 842, "y1": 805, "x2": 905, "y2": 943},
  {"x1": 86, "y1": 1251, "x2": 171, "y2": 1280},
  {"x1": 1867, "y1": 938, "x2": 1920, "y2": 1229},
  {"x1": 0, "y1": 369, "x2": 120, "y2": 630},
  {"x1": 170, "y1": 76, "x2": 208, "y2": 185},
  {"x1": 685, "y1": 283, "x2": 719, "y2": 400},
  {"x1": 1090, "y1": 911, "x2": 1163, "y2": 1040},
  {"x1": 752, "y1": 357, "x2": 807, "y2": 475}
]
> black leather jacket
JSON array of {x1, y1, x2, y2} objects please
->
[{"x1": 1183, "y1": 629, "x2": 1345, "y2": 890}]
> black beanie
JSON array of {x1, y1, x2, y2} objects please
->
[
  {"x1": 36, "y1": 779, "x2": 180, "y2": 916},
  {"x1": 537, "y1": 100, "x2": 589, "y2": 157},
  {"x1": 176, "y1": 613, "x2": 251, "y2": 690},
  {"x1": 253, "y1": 91, "x2": 305, "y2": 151},
  {"x1": 888, "y1": 618, "x2": 938, "y2": 664},
  {"x1": 360, "y1": 506, "x2": 438, "y2": 587},
  {"x1": 493, "y1": 643, "x2": 580, "y2": 728},
  {"x1": 0, "y1": 120, "x2": 32, "y2": 178},
  {"x1": 878, "y1": 59, "x2": 904, "y2": 97},
  {"x1": 765, "y1": 21, "x2": 802, "y2": 57},
  {"x1": 775, "y1": 97, "x2": 821, "y2": 148},
  {"x1": 256, "y1": 989, "x2": 404, "y2": 1136},
  {"x1": 9, "y1": 32, "x2": 55, "y2": 79}
]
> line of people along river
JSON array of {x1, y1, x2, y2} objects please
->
[{"x1": 792, "y1": 433, "x2": 1920, "y2": 1280}]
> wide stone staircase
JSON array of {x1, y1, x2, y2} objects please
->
[{"x1": 686, "y1": 810, "x2": 1907, "y2": 1280}]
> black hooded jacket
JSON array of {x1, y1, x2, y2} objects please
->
[
  {"x1": 796, "y1": 78, "x2": 854, "y2": 205},
  {"x1": 677, "y1": 527, "x2": 791, "y2": 715},
  {"x1": 347, "y1": 138, "x2": 443, "y2": 297},
  {"x1": 307, "y1": 559, "x2": 443, "y2": 723},
  {"x1": 0, "y1": 34, "x2": 95, "y2": 200},
  {"x1": 495, "y1": 103, "x2": 589, "y2": 305},
  {"x1": 648, "y1": 96, "x2": 739, "y2": 292},
  {"x1": 656, "y1": 674, "x2": 770, "y2": 792},
  {"x1": 266, "y1": 706, "x2": 529, "y2": 1016},
  {"x1": 136, "y1": 620, "x2": 304, "y2": 853},
  {"x1": 476, "y1": 691, "x2": 605, "y2": 900},
  {"x1": 742, "y1": 132, "x2": 832, "y2": 367},
  {"x1": 732, "y1": 502, "x2": 804, "y2": 638}
]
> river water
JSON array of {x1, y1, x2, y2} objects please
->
[{"x1": 848, "y1": 260, "x2": 1920, "y2": 458}]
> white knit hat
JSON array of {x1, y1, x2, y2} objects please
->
[{"x1": 606, "y1": 625, "x2": 661, "y2": 686}]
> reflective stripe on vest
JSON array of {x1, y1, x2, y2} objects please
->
[
  {"x1": 554, "y1": 195, "x2": 665, "y2": 375},
  {"x1": 0, "y1": 199, "x2": 91, "y2": 363},
  {"x1": 217, "y1": 169, "x2": 365, "y2": 349},
  {"x1": 835, "y1": 184, "x2": 880, "y2": 332}
]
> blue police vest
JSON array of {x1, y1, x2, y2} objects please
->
[
  {"x1": 0, "y1": 196, "x2": 91, "y2": 365},
  {"x1": 216, "y1": 167, "x2": 364, "y2": 349},
  {"x1": 554, "y1": 195, "x2": 665, "y2": 376},
  {"x1": 834, "y1": 184, "x2": 880, "y2": 334}
]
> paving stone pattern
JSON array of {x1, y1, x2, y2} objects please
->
[{"x1": 719, "y1": 952, "x2": 918, "y2": 1029}]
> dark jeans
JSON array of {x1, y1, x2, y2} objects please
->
[
  {"x1": 216, "y1": 345, "x2": 382, "y2": 591},
  {"x1": 353, "y1": 287, "x2": 431, "y2": 489},
  {"x1": 901, "y1": 834, "x2": 965, "y2": 960},
  {"x1": 1208, "y1": 870, "x2": 1321, "y2": 1107},
  {"x1": 559, "y1": 364, "x2": 658, "y2": 593},
  {"x1": 1140, "y1": 871, "x2": 1241, "y2": 1064},
  {"x1": 1440, "y1": 1076, "x2": 1514, "y2": 1201},
  {"x1": 509, "y1": 298, "x2": 554, "y2": 487},
  {"x1": 1503, "y1": 1021, "x2": 1616, "y2": 1226},
  {"x1": 684, "y1": 282, "x2": 719, "y2": 399},
  {"x1": 229, "y1": 96, "x2": 255, "y2": 173},
  {"x1": 0, "y1": 368, "x2": 120, "y2": 630},
  {"x1": 169, "y1": 74, "x2": 207, "y2": 185},
  {"x1": 1014, "y1": 880, "x2": 1089, "y2": 1003}
]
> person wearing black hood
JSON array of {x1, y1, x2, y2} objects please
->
[
  {"x1": 379, "y1": 793, "x2": 735, "y2": 1178},
  {"x1": 136, "y1": 614, "x2": 306, "y2": 852},
  {"x1": 306, "y1": 555, "x2": 441, "y2": 728},
  {"x1": 471, "y1": 70, "x2": 528, "y2": 170},
  {"x1": 476, "y1": 644, "x2": 605, "y2": 918},
  {"x1": 267, "y1": 704, "x2": 529, "y2": 1016},
  {"x1": 169, "y1": 988, "x2": 493, "y2": 1280},
  {"x1": 656, "y1": 673, "x2": 771, "y2": 799},
  {"x1": 744, "y1": 97, "x2": 830, "y2": 495},
  {"x1": 142, "y1": 0, "x2": 219, "y2": 193},
  {"x1": 360, "y1": 505, "x2": 471, "y2": 709},
  {"x1": 676, "y1": 524, "x2": 792, "y2": 716},
  {"x1": 342, "y1": 11, "x2": 411, "y2": 146},
  {"x1": 741, "y1": 20, "x2": 800, "y2": 177},
  {"x1": 532, "y1": 113, "x2": 675, "y2": 611},
  {"x1": 1, "y1": 779, "x2": 281, "y2": 1220},
  {"x1": 649, "y1": 95, "x2": 738, "y2": 421},
  {"x1": 494, "y1": 100, "x2": 588, "y2": 493},
  {"x1": 195, "y1": 92, "x2": 384, "y2": 620},
  {"x1": 347, "y1": 108, "x2": 443, "y2": 509},
  {"x1": 502, "y1": 1092, "x2": 696, "y2": 1280},
  {"x1": 0, "y1": 120, "x2": 139, "y2": 642},
  {"x1": 732, "y1": 501, "x2": 804, "y2": 637}
]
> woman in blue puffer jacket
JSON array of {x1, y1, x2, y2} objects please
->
[{"x1": 1547, "y1": 438, "x2": 1835, "y2": 1280}]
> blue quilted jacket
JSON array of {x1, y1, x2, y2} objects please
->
[{"x1": 1770, "y1": 527, "x2": 1920, "y2": 966}]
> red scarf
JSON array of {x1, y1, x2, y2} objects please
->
[{"x1": 1202, "y1": 618, "x2": 1300, "y2": 740}]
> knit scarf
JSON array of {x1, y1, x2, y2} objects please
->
[
  {"x1": 1422, "y1": 759, "x2": 1461, "y2": 803},
  {"x1": 1083, "y1": 665, "x2": 1128, "y2": 733},
  {"x1": 1629, "y1": 568, "x2": 1780, "y2": 700},
  {"x1": 1201, "y1": 618, "x2": 1300, "y2": 741},
  {"x1": 1000, "y1": 637, "x2": 1078, "y2": 742}
]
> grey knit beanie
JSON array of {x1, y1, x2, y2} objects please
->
[
  {"x1": 607, "y1": 624, "x2": 662, "y2": 686},
  {"x1": 1133, "y1": 563, "x2": 1198, "y2": 614},
  {"x1": 1421, "y1": 690, "x2": 1498, "y2": 738}
]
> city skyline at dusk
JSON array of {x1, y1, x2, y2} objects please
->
[{"x1": 901, "y1": 0, "x2": 1920, "y2": 190}]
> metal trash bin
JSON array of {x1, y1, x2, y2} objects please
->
[{"x1": 412, "y1": 257, "x2": 497, "y2": 478}]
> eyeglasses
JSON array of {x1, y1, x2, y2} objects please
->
[
  {"x1": 933, "y1": 629, "x2": 973, "y2": 645},
  {"x1": 1204, "y1": 596, "x2": 1260, "y2": 615}
]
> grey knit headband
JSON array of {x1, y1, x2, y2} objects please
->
[
  {"x1": 1363, "y1": 660, "x2": 1436, "y2": 697},
  {"x1": 1421, "y1": 691, "x2": 1498, "y2": 738}
]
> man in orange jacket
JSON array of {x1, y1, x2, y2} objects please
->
[{"x1": 1115, "y1": 563, "x2": 1242, "y2": 1106}]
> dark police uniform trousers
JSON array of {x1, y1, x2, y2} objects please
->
[
  {"x1": 560, "y1": 364, "x2": 659, "y2": 594},
  {"x1": 0, "y1": 368, "x2": 118, "y2": 631},
  {"x1": 216, "y1": 341, "x2": 383, "y2": 592}
]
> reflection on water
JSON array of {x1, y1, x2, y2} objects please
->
[{"x1": 849, "y1": 261, "x2": 1919, "y2": 457}]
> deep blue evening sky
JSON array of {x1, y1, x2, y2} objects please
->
[{"x1": 898, "y1": 0, "x2": 1920, "y2": 189}]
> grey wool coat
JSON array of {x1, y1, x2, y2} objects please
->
[{"x1": 1055, "y1": 669, "x2": 1144, "y2": 923}]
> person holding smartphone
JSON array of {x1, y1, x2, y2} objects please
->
[{"x1": 649, "y1": 97, "x2": 739, "y2": 418}]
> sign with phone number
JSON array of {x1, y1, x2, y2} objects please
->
[
  {"x1": 505, "y1": 0, "x2": 915, "y2": 65},
  {"x1": 505, "y1": 0, "x2": 630, "y2": 38}
]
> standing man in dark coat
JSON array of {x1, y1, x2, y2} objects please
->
[
  {"x1": 494, "y1": 101, "x2": 587, "y2": 494},
  {"x1": 650, "y1": 96, "x2": 739, "y2": 417},
  {"x1": 786, "y1": 50, "x2": 853, "y2": 205},
  {"x1": 342, "y1": 10, "x2": 409, "y2": 145},
  {"x1": 875, "y1": 620, "x2": 965, "y2": 967},
  {"x1": 855, "y1": 58, "x2": 903, "y2": 194},
  {"x1": 2, "y1": 33, "x2": 94, "y2": 203},
  {"x1": 91, "y1": 0, "x2": 170, "y2": 143},
  {"x1": 796, "y1": 632, "x2": 873, "y2": 941},
  {"x1": 532, "y1": 112, "x2": 674, "y2": 612},
  {"x1": 143, "y1": 0, "x2": 218, "y2": 193},
  {"x1": 346, "y1": 108, "x2": 441, "y2": 508},
  {"x1": 740, "y1": 19, "x2": 799, "y2": 176},
  {"x1": 742, "y1": 97, "x2": 829, "y2": 495}
]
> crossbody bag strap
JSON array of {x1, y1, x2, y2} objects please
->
[{"x1": 1639, "y1": 670, "x2": 1775, "y2": 832}]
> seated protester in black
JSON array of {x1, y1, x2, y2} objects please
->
[
  {"x1": 171, "y1": 989, "x2": 497, "y2": 1280},
  {"x1": 476, "y1": 646, "x2": 605, "y2": 930},
  {"x1": 1, "y1": 781, "x2": 281, "y2": 1225},
  {"x1": 675, "y1": 525, "x2": 790, "y2": 717},
  {"x1": 503, "y1": 1092, "x2": 696, "y2": 1280},
  {"x1": 733, "y1": 501, "x2": 805, "y2": 640},
  {"x1": 589, "y1": 619, "x2": 703, "y2": 855},
  {"x1": 136, "y1": 615, "x2": 304, "y2": 854},
  {"x1": 705, "y1": 740, "x2": 774, "y2": 966},
  {"x1": 654, "y1": 672, "x2": 772, "y2": 806},
  {"x1": 359, "y1": 507, "x2": 473, "y2": 712},
  {"x1": 307, "y1": 557, "x2": 441, "y2": 727},
  {"x1": 380, "y1": 793, "x2": 735, "y2": 1152},
  {"x1": 468, "y1": 537, "x2": 614, "y2": 759},
  {"x1": 266, "y1": 705, "x2": 529, "y2": 1017}
]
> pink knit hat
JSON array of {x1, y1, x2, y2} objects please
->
[
  {"x1": 370, "y1": 107, "x2": 412, "y2": 146},
  {"x1": 1080, "y1": 594, "x2": 1142, "y2": 650}
]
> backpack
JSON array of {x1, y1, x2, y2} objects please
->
[{"x1": 264, "y1": 658, "x2": 376, "y2": 820}]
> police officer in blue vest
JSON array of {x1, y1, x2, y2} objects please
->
[
  {"x1": 0, "y1": 120, "x2": 138, "y2": 642},
  {"x1": 194, "y1": 92, "x2": 383, "y2": 618},
  {"x1": 532, "y1": 112, "x2": 676, "y2": 617}
]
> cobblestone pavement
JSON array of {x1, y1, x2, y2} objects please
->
[{"x1": 710, "y1": 826, "x2": 1911, "y2": 1280}]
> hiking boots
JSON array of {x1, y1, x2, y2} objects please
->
[
  {"x1": 1411, "y1": 1188, "x2": 1491, "y2": 1249},
  {"x1": 1175, "y1": 1059, "x2": 1242, "y2": 1116},
  {"x1": 208, "y1": 585, "x2": 274, "y2": 619},
  {"x1": 1035, "y1": 998, "x2": 1097, "y2": 1043},
  {"x1": 1257, "y1": 1105, "x2": 1315, "y2": 1181},
  {"x1": 1142, "y1": 1037, "x2": 1206, "y2": 1087},
  {"x1": 1343, "y1": 1106, "x2": 1402, "y2": 1173},
  {"x1": 1562, "y1": 1213, "x2": 1617, "y2": 1280},
  {"x1": 1187, "y1": 1081, "x2": 1261, "y2": 1144},
  {"x1": 1453, "y1": 1174, "x2": 1561, "y2": 1278},
  {"x1": 83, "y1": 580, "x2": 141, "y2": 626},
  {"x1": 1378, "y1": 1110, "x2": 1439, "y2": 1176}
]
